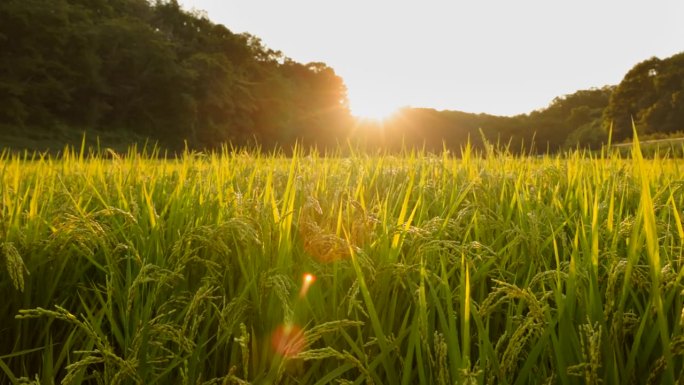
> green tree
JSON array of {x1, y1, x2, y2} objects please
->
[
  {"x1": 0, "y1": 0, "x2": 354, "y2": 150},
  {"x1": 604, "y1": 52, "x2": 684, "y2": 139},
  {"x1": 0, "y1": 0, "x2": 74, "y2": 125}
]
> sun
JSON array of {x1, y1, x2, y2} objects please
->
[{"x1": 350, "y1": 100, "x2": 401, "y2": 122}]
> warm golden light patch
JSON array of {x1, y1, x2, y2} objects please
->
[
  {"x1": 271, "y1": 323, "x2": 305, "y2": 357},
  {"x1": 350, "y1": 100, "x2": 400, "y2": 122}
]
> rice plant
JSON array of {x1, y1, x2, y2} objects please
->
[{"x1": 1, "y1": 141, "x2": 683, "y2": 384}]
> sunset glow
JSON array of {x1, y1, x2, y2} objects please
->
[
  {"x1": 178, "y1": 0, "x2": 683, "y2": 116},
  {"x1": 350, "y1": 99, "x2": 400, "y2": 121}
]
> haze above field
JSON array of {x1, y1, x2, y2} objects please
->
[{"x1": 179, "y1": 0, "x2": 684, "y2": 118}]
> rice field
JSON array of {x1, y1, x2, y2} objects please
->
[{"x1": 1, "y1": 142, "x2": 684, "y2": 384}]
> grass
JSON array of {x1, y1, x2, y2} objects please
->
[{"x1": 1, "y1": 140, "x2": 683, "y2": 384}]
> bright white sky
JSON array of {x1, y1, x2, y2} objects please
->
[{"x1": 178, "y1": 0, "x2": 684, "y2": 118}]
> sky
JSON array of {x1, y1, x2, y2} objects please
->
[{"x1": 177, "y1": 0, "x2": 684, "y2": 118}]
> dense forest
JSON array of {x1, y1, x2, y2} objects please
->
[
  {"x1": 0, "y1": 0, "x2": 351, "y2": 151},
  {"x1": 1, "y1": 0, "x2": 683, "y2": 153}
]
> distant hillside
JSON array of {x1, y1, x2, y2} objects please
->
[
  {"x1": 366, "y1": 50, "x2": 684, "y2": 153},
  {"x1": 359, "y1": 86, "x2": 613, "y2": 153}
]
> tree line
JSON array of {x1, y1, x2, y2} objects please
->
[
  {"x1": 370, "y1": 51, "x2": 683, "y2": 153},
  {"x1": 1, "y1": 0, "x2": 682, "y2": 153},
  {"x1": 0, "y1": 0, "x2": 351, "y2": 150}
]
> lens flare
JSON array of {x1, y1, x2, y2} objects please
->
[
  {"x1": 271, "y1": 323, "x2": 305, "y2": 357},
  {"x1": 304, "y1": 273, "x2": 315, "y2": 284},
  {"x1": 299, "y1": 273, "x2": 316, "y2": 298}
]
